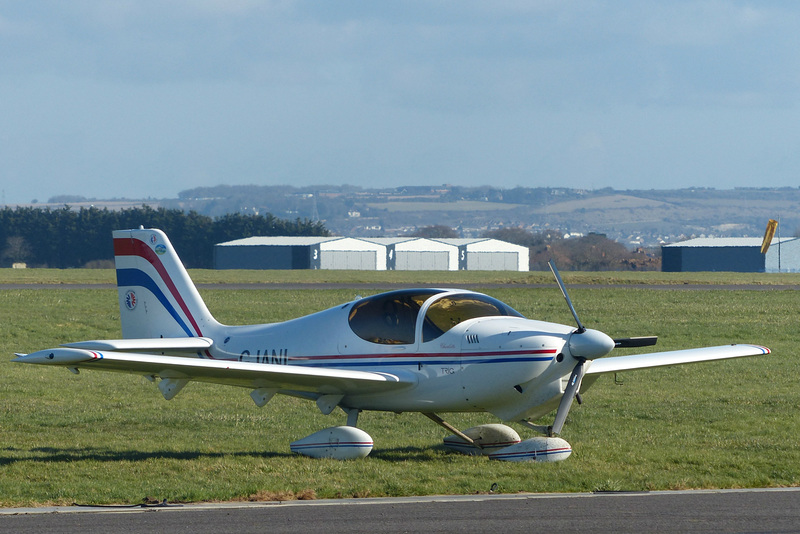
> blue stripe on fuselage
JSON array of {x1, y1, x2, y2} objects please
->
[{"x1": 294, "y1": 355, "x2": 553, "y2": 368}]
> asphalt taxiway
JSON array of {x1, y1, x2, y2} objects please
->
[{"x1": 2, "y1": 488, "x2": 799, "y2": 533}]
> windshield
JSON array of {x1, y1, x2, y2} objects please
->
[
  {"x1": 421, "y1": 293, "x2": 523, "y2": 343},
  {"x1": 348, "y1": 289, "x2": 444, "y2": 345}
]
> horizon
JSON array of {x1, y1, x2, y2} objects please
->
[
  {"x1": 3, "y1": 3, "x2": 800, "y2": 204},
  {"x1": 8, "y1": 182, "x2": 800, "y2": 207}
]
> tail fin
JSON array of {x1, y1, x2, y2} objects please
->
[{"x1": 113, "y1": 228, "x2": 221, "y2": 339}]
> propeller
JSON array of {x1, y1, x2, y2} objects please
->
[
  {"x1": 551, "y1": 358, "x2": 585, "y2": 435},
  {"x1": 547, "y1": 260, "x2": 615, "y2": 435},
  {"x1": 548, "y1": 260, "x2": 585, "y2": 334},
  {"x1": 614, "y1": 336, "x2": 658, "y2": 348}
]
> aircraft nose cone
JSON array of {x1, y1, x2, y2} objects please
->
[{"x1": 568, "y1": 328, "x2": 615, "y2": 359}]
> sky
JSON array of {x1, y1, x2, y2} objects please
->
[{"x1": 2, "y1": 1, "x2": 800, "y2": 204}]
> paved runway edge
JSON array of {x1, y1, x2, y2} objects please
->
[{"x1": 3, "y1": 487, "x2": 799, "y2": 516}]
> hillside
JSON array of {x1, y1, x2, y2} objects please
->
[{"x1": 31, "y1": 186, "x2": 800, "y2": 247}]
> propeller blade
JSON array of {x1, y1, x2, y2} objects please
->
[
  {"x1": 551, "y1": 360, "x2": 585, "y2": 435},
  {"x1": 614, "y1": 336, "x2": 658, "y2": 348},
  {"x1": 548, "y1": 260, "x2": 585, "y2": 333}
]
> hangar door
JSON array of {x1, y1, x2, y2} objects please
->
[
  {"x1": 396, "y1": 251, "x2": 449, "y2": 270},
  {"x1": 467, "y1": 251, "x2": 519, "y2": 271},
  {"x1": 322, "y1": 251, "x2": 378, "y2": 270}
]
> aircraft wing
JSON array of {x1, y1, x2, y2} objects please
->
[
  {"x1": 585, "y1": 344, "x2": 770, "y2": 375},
  {"x1": 12, "y1": 348, "x2": 417, "y2": 395},
  {"x1": 62, "y1": 337, "x2": 213, "y2": 353}
]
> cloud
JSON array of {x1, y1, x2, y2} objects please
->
[
  {"x1": 3, "y1": 1, "x2": 797, "y2": 107},
  {"x1": 1, "y1": 1, "x2": 800, "y2": 204}
]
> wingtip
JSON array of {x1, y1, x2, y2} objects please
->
[{"x1": 737, "y1": 344, "x2": 771, "y2": 355}]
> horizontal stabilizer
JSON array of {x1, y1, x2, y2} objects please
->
[
  {"x1": 586, "y1": 344, "x2": 770, "y2": 375},
  {"x1": 62, "y1": 337, "x2": 213, "y2": 353}
]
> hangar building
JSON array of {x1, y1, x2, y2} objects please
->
[
  {"x1": 362, "y1": 238, "x2": 460, "y2": 270},
  {"x1": 214, "y1": 236, "x2": 386, "y2": 270},
  {"x1": 436, "y1": 238, "x2": 530, "y2": 271},
  {"x1": 214, "y1": 236, "x2": 529, "y2": 271},
  {"x1": 661, "y1": 237, "x2": 800, "y2": 272}
]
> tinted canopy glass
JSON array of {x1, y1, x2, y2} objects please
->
[
  {"x1": 348, "y1": 289, "x2": 443, "y2": 345},
  {"x1": 422, "y1": 294, "x2": 524, "y2": 343}
]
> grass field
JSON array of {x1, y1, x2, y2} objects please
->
[
  {"x1": 4, "y1": 267, "x2": 800, "y2": 287},
  {"x1": 1, "y1": 269, "x2": 798, "y2": 506}
]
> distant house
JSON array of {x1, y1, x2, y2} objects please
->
[{"x1": 661, "y1": 237, "x2": 800, "y2": 272}]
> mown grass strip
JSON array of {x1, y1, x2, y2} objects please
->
[
  {"x1": 0, "y1": 279, "x2": 797, "y2": 506},
  {"x1": 3, "y1": 268, "x2": 800, "y2": 287}
]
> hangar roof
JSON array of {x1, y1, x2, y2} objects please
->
[
  {"x1": 216, "y1": 236, "x2": 342, "y2": 246},
  {"x1": 360, "y1": 237, "x2": 418, "y2": 245},
  {"x1": 663, "y1": 237, "x2": 797, "y2": 248},
  {"x1": 434, "y1": 238, "x2": 528, "y2": 252}
]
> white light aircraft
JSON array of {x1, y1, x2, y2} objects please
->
[{"x1": 14, "y1": 228, "x2": 770, "y2": 461}]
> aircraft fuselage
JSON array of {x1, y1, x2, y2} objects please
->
[{"x1": 205, "y1": 290, "x2": 581, "y2": 421}]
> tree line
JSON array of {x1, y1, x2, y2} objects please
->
[
  {"x1": 483, "y1": 227, "x2": 660, "y2": 271},
  {"x1": 1, "y1": 205, "x2": 657, "y2": 271},
  {"x1": 412, "y1": 225, "x2": 660, "y2": 271},
  {"x1": 0, "y1": 206, "x2": 329, "y2": 269}
]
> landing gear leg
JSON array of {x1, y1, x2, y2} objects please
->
[
  {"x1": 519, "y1": 420, "x2": 552, "y2": 436},
  {"x1": 344, "y1": 407, "x2": 361, "y2": 427},
  {"x1": 422, "y1": 412, "x2": 478, "y2": 448}
]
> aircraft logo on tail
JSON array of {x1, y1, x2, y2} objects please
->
[{"x1": 124, "y1": 290, "x2": 137, "y2": 310}]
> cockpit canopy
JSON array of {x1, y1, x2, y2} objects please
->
[{"x1": 347, "y1": 289, "x2": 523, "y2": 345}]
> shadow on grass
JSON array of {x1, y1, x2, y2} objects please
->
[
  {"x1": 0, "y1": 446, "x2": 294, "y2": 465},
  {"x1": 370, "y1": 444, "x2": 457, "y2": 462},
  {"x1": 1, "y1": 442, "x2": 461, "y2": 465},
  {"x1": 0, "y1": 445, "x2": 452, "y2": 464}
]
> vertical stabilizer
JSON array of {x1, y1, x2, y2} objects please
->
[{"x1": 113, "y1": 228, "x2": 220, "y2": 339}]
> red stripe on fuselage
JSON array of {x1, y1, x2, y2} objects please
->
[{"x1": 269, "y1": 348, "x2": 558, "y2": 363}]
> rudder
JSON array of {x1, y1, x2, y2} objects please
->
[{"x1": 113, "y1": 228, "x2": 220, "y2": 339}]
